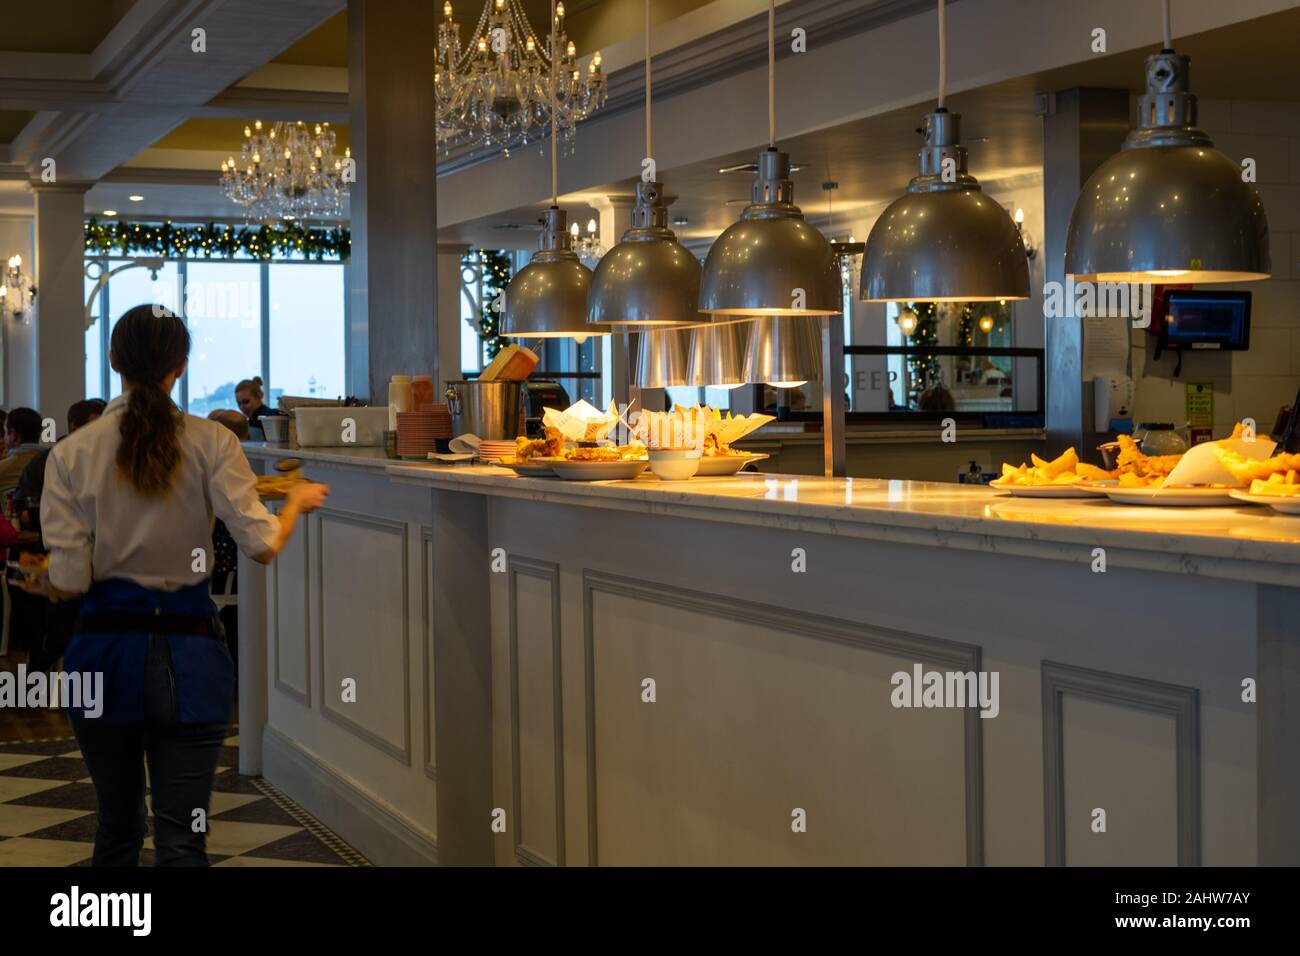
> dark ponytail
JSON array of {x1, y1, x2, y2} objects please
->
[{"x1": 110, "y1": 305, "x2": 191, "y2": 496}]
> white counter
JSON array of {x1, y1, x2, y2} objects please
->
[{"x1": 239, "y1": 443, "x2": 1300, "y2": 866}]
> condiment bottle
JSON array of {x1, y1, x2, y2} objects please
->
[
  {"x1": 411, "y1": 375, "x2": 434, "y2": 411},
  {"x1": 389, "y1": 374, "x2": 412, "y2": 431}
]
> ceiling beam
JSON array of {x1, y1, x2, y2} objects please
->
[{"x1": 12, "y1": 0, "x2": 345, "y2": 182}]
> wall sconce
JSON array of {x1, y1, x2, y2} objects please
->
[
  {"x1": 1014, "y1": 207, "x2": 1036, "y2": 260},
  {"x1": 2, "y1": 254, "x2": 37, "y2": 322}
]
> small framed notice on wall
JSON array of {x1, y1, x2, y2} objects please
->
[{"x1": 1186, "y1": 383, "x2": 1214, "y2": 445}]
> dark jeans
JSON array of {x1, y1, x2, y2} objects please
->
[{"x1": 70, "y1": 634, "x2": 227, "y2": 867}]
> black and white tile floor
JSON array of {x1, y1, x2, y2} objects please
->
[{"x1": 0, "y1": 732, "x2": 368, "y2": 867}]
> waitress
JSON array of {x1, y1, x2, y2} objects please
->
[{"x1": 36, "y1": 305, "x2": 328, "y2": 867}]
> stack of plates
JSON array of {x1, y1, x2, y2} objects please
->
[
  {"x1": 478, "y1": 439, "x2": 518, "y2": 463},
  {"x1": 396, "y1": 410, "x2": 447, "y2": 458},
  {"x1": 418, "y1": 403, "x2": 453, "y2": 437}
]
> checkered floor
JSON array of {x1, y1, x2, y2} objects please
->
[{"x1": 0, "y1": 732, "x2": 368, "y2": 867}]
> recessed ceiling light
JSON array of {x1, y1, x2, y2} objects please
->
[
  {"x1": 672, "y1": 217, "x2": 688, "y2": 226},
  {"x1": 128, "y1": 194, "x2": 144, "y2": 202},
  {"x1": 102, "y1": 209, "x2": 117, "y2": 216}
]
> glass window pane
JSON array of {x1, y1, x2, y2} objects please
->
[
  {"x1": 104, "y1": 261, "x2": 181, "y2": 399},
  {"x1": 268, "y1": 263, "x2": 346, "y2": 404},
  {"x1": 186, "y1": 262, "x2": 262, "y2": 416},
  {"x1": 85, "y1": 266, "x2": 103, "y2": 399}
]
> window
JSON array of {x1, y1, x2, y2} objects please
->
[
  {"x1": 186, "y1": 262, "x2": 261, "y2": 415},
  {"x1": 84, "y1": 255, "x2": 349, "y2": 415},
  {"x1": 85, "y1": 264, "x2": 104, "y2": 399},
  {"x1": 268, "y1": 262, "x2": 346, "y2": 403},
  {"x1": 101, "y1": 260, "x2": 182, "y2": 401}
]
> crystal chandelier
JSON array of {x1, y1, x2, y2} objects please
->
[
  {"x1": 220, "y1": 120, "x2": 352, "y2": 221},
  {"x1": 435, "y1": 0, "x2": 606, "y2": 156},
  {"x1": 569, "y1": 217, "x2": 603, "y2": 266}
]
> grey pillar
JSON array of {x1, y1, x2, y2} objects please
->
[
  {"x1": 32, "y1": 184, "x2": 90, "y2": 421},
  {"x1": 1040, "y1": 88, "x2": 1129, "y2": 455},
  {"x1": 348, "y1": 0, "x2": 438, "y2": 401}
]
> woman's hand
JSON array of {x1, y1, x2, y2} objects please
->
[{"x1": 287, "y1": 481, "x2": 329, "y2": 512}]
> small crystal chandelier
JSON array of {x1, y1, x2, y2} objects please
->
[
  {"x1": 1, "y1": 255, "x2": 36, "y2": 323},
  {"x1": 569, "y1": 218, "x2": 603, "y2": 267},
  {"x1": 435, "y1": 0, "x2": 606, "y2": 156},
  {"x1": 220, "y1": 120, "x2": 352, "y2": 221}
]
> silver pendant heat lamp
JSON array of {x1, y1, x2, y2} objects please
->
[
  {"x1": 502, "y1": 206, "x2": 612, "y2": 339},
  {"x1": 743, "y1": 314, "x2": 822, "y2": 388},
  {"x1": 699, "y1": 149, "x2": 842, "y2": 316},
  {"x1": 588, "y1": 180, "x2": 706, "y2": 328},
  {"x1": 687, "y1": 321, "x2": 750, "y2": 388},
  {"x1": 861, "y1": 110, "x2": 1029, "y2": 302},
  {"x1": 633, "y1": 327, "x2": 691, "y2": 388},
  {"x1": 1064, "y1": 47, "x2": 1269, "y2": 283}
]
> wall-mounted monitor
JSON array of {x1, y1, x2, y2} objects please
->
[{"x1": 1161, "y1": 290, "x2": 1251, "y2": 351}]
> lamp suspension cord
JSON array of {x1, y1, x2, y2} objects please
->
[
  {"x1": 767, "y1": 0, "x2": 776, "y2": 147},
  {"x1": 550, "y1": 0, "x2": 558, "y2": 206},
  {"x1": 645, "y1": 0, "x2": 652, "y2": 159},
  {"x1": 1161, "y1": 0, "x2": 1172, "y2": 49},
  {"x1": 937, "y1": 0, "x2": 946, "y2": 110}
]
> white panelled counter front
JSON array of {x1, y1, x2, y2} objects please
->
[{"x1": 238, "y1": 444, "x2": 1300, "y2": 867}]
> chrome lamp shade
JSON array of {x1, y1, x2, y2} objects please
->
[
  {"x1": 633, "y1": 327, "x2": 691, "y2": 388},
  {"x1": 699, "y1": 149, "x2": 841, "y2": 316},
  {"x1": 502, "y1": 207, "x2": 613, "y2": 339},
  {"x1": 588, "y1": 180, "x2": 706, "y2": 328},
  {"x1": 687, "y1": 321, "x2": 750, "y2": 388},
  {"x1": 743, "y1": 314, "x2": 821, "y2": 387},
  {"x1": 862, "y1": 111, "x2": 1028, "y2": 303},
  {"x1": 1065, "y1": 51, "x2": 1269, "y2": 283}
]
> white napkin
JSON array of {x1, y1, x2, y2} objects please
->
[
  {"x1": 1163, "y1": 434, "x2": 1276, "y2": 487},
  {"x1": 448, "y1": 434, "x2": 481, "y2": 455}
]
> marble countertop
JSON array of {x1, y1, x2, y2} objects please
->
[{"x1": 244, "y1": 444, "x2": 1300, "y2": 585}]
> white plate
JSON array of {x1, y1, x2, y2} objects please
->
[
  {"x1": 1228, "y1": 489, "x2": 1300, "y2": 514},
  {"x1": 695, "y1": 454, "x2": 769, "y2": 477},
  {"x1": 989, "y1": 481, "x2": 1109, "y2": 498},
  {"x1": 548, "y1": 459, "x2": 649, "y2": 481},
  {"x1": 500, "y1": 459, "x2": 557, "y2": 477},
  {"x1": 1102, "y1": 486, "x2": 1241, "y2": 507}
]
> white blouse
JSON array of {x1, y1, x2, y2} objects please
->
[{"x1": 41, "y1": 395, "x2": 280, "y2": 592}]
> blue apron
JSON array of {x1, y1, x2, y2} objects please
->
[{"x1": 63, "y1": 579, "x2": 234, "y2": 724}]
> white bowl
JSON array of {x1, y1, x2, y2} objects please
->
[{"x1": 648, "y1": 449, "x2": 700, "y2": 481}]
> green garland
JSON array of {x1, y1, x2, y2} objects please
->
[
  {"x1": 467, "y1": 248, "x2": 513, "y2": 360},
  {"x1": 906, "y1": 301, "x2": 940, "y2": 403},
  {"x1": 84, "y1": 218, "x2": 349, "y2": 261}
]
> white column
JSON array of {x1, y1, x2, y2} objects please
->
[
  {"x1": 32, "y1": 184, "x2": 89, "y2": 424},
  {"x1": 0, "y1": 217, "x2": 36, "y2": 408}
]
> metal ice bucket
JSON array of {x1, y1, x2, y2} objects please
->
[{"x1": 444, "y1": 380, "x2": 524, "y2": 440}]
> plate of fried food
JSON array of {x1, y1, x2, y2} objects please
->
[
  {"x1": 256, "y1": 458, "x2": 307, "y2": 500},
  {"x1": 510, "y1": 427, "x2": 649, "y2": 480},
  {"x1": 1218, "y1": 448, "x2": 1300, "y2": 514},
  {"x1": 991, "y1": 448, "x2": 1114, "y2": 496}
]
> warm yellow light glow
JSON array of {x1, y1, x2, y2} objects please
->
[
  {"x1": 979, "y1": 315, "x2": 994, "y2": 333},
  {"x1": 712, "y1": 383, "x2": 744, "y2": 390},
  {"x1": 570, "y1": 223, "x2": 580, "y2": 237},
  {"x1": 128, "y1": 195, "x2": 144, "y2": 202},
  {"x1": 103, "y1": 209, "x2": 117, "y2": 217},
  {"x1": 865, "y1": 294, "x2": 1028, "y2": 303},
  {"x1": 7, "y1": 255, "x2": 21, "y2": 269},
  {"x1": 1073, "y1": 269, "x2": 1270, "y2": 283},
  {"x1": 586, "y1": 218, "x2": 597, "y2": 235},
  {"x1": 1149, "y1": 270, "x2": 1189, "y2": 277},
  {"x1": 444, "y1": 1, "x2": 452, "y2": 16},
  {"x1": 769, "y1": 380, "x2": 807, "y2": 389},
  {"x1": 1014, "y1": 207, "x2": 1025, "y2": 224}
]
